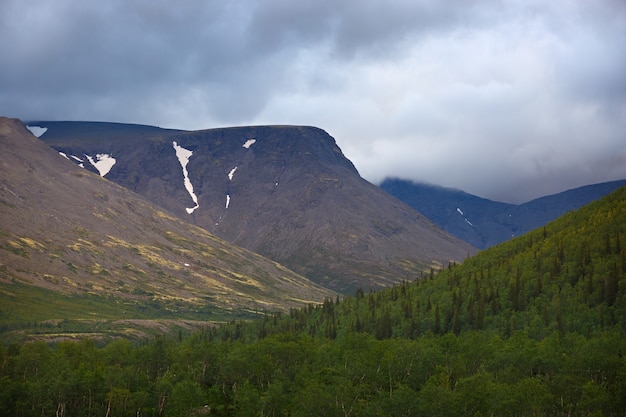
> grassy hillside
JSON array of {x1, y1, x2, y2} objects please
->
[
  {"x1": 0, "y1": 282, "x2": 252, "y2": 344},
  {"x1": 1, "y1": 187, "x2": 624, "y2": 416}
]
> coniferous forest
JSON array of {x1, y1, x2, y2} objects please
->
[{"x1": 1, "y1": 187, "x2": 626, "y2": 416}]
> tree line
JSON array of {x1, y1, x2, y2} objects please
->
[{"x1": 1, "y1": 327, "x2": 624, "y2": 416}]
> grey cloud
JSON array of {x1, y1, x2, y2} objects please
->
[{"x1": 1, "y1": 0, "x2": 625, "y2": 203}]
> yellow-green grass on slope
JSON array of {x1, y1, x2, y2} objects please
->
[{"x1": 0, "y1": 281, "x2": 254, "y2": 344}]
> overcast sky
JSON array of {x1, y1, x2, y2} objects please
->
[{"x1": 2, "y1": 0, "x2": 625, "y2": 203}]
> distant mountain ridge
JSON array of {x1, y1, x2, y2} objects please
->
[
  {"x1": 30, "y1": 120, "x2": 475, "y2": 293},
  {"x1": 380, "y1": 178, "x2": 626, "y2": 249}
]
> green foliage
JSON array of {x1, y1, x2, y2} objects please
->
[
  {"x1": 2, "y1": 330, "x2": 624, "y2": 416},
  {"x1": 1, "y1": 188, "x2": 625, "y2": 416}
]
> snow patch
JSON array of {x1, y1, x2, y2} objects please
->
[
  {"x1": 85, "y1": 153, "x2": 116, "y2": 177},
  {"x1": 228, "y1": 166, "x2": 237, "y2": 180},
  {"x1": 70, "y1": 155, "x2": 83, "y2": 162},
  {"x1": 225, "y1": 194, "x2": 231, "y2": 208},
  {"x1": 173, "y1": 141, "x2": 200, "y2": 214},
  {"x1": 26, "y1": 125, "x2": 47, "y2": 137},
  {"x1": 59, "y1": 152, "x2": 69, "y2": 160},
  {"x1": 242, "y1": 139, "x2": 256, "y2": 149},
  {"x1": 457, "y1": 207, "x2": 474, "y2": 227}
]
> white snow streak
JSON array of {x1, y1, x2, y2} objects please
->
[
  {"x1": 228, "y1": 166, "x2": 237, "y2": 180},
  {"x1": 26, "y1": 126, "x2": 47, "y2": 137},
  {"x1": 225, "y1": 194, "x2": 230, "y2": 208},
  {"x1": 59, "y1": 152, "x2": 69, "y2": 160},
  {"x1": 242, "y1": 139, "x2": 256, "y2": 149},
  {"x1": 85, "y1": 153, "x2": 116, "y2": 177},
  {"x1": 173, "y1": 141, "x2": 200, "y2": 214},
  {"x1": 457, "y1": 207, "x2": 474, "y2": 227}
]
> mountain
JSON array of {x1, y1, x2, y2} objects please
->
[
  {"x1": 30, "y1": 121, "x2": 476, "y2": 293},
  {"x1": 380, "y1": 177, "x2": 626, "y2": 249},
  {"x1": 0, "y1": 117, "x2": 336, "y2": 325}
]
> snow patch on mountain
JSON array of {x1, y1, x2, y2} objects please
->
[
  {"x1": 457, "y1": 207, "x2": 474, "y2": 227},
  {"x1": 85, "y1": 153, "x2": 116, "y2": 177},
  {"x1": 68, "y1": 154, "x2": 85, "y2": 168},
  {"x1": 173, "y1": 141, "x2": 199, "y2": 214},
  {"x1": 228, "y1": 167, "x2": 237, "y2": 180},
  {"x1": 242, "y1": 139, "x2": 256, "y2": 149},
  {"x1": 226, "y1": 194, "x2": 231, "y2": 208},
  {"x1": 26, "y1": 125, "x2": 47, "y2": 137}
]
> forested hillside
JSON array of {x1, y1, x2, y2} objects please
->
[{"x1": 1, "y1": 187, "x2": 625, "y2": 416}]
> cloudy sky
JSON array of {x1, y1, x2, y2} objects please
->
[{"x1": 2, "y1": 0, "x2": 625, "y2": 203}]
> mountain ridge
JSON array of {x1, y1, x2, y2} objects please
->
[
  {"x1": 380, "y1": 177, "x2": 626, "y2": 249},
  {"x1": 31, "y1": 120, "x2": 475, "y2": 292}
]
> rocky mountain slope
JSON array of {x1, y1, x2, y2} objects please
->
[
  {"x1": 31, "y1": 121, "x2": 476, "y2": 292},
  {"x1": 380, "y1": 177, "x2": 626, "y2": 249},
  {"x1": 0, "y1": 117, "x2": 335, "y2": 317}
]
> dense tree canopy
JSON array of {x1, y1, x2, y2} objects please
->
[{"x1": 1, "y1": 328, "x2": 624, "y2": 416}]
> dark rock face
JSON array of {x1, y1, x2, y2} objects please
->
[
  {"x1": 380, "y1": 178, "x2": 626, "y2": 249},
  {"x1": 34, "y1": 121, "x2": 475, "y2": 293}
]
